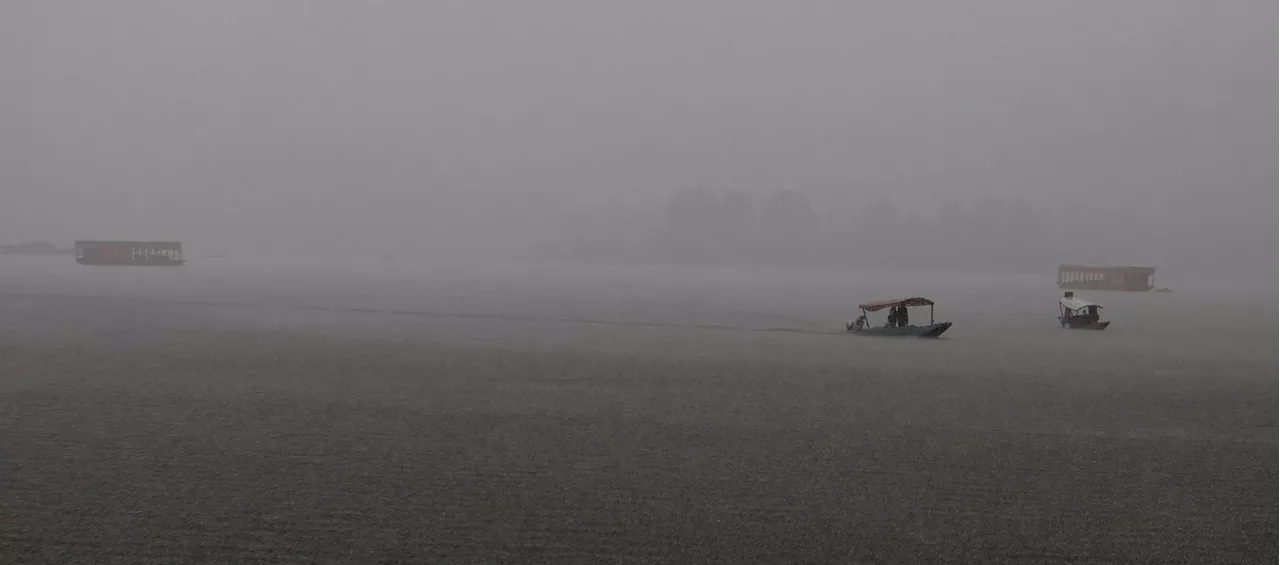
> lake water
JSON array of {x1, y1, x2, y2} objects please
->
[{"x1": 1, "y1": 256, "x2": 1275, "y2": 563}]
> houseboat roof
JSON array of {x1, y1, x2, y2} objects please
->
[
  {"x1": 75, "y1": 240, "x2": 181, "y2": 245},
  {"x1": 1058, "y1": 264, "x2": 1154, "y2": 272},
  {"x1": 858, "y1": 297, "x2": 935, "y2": 312}
]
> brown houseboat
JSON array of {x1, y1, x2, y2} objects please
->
[
  {"x1": 75, "y1": 241, "x2": 185, "y2": 266},
  {"x1": 1057, "y1": 264, "x2": 1154, "y2": 291}
]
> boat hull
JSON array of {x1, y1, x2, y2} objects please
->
[
  {"x1": 1056, "y1": 284, "x2": 1153, "y2": 292},
  {"x1": 1064, "y1": 320, "x2": 1110, "y2": 330},
  {"x1": 848, "y1": 322, "x2": 952, "y2": 338}
]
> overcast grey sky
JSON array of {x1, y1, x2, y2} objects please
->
[{"x1": 1, "y1": 1, "x2": 1273, "y2": 266}]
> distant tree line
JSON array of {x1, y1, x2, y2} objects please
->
[
  {"x1": 0, "y1": 241, "x2": 72, "y2": 255},
  {"x1": 538, "y1": 187, "x2": 1186, "y2": 275}
]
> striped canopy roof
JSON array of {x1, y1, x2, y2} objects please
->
[{"x1": 858, "y1": 297, "x2": 934, "y2": 312}]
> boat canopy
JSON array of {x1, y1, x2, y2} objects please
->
[
  {"x1": 1059, "y1": 296, "x2": 1102, "y2": 312},
  {"x1": 858, "y1": 297, "x2": 935, "y2": 312}
]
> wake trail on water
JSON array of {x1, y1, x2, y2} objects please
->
[{"x1": 2, "y1": 292, "x2": 843, "y2": 336}]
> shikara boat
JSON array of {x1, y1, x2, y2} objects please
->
[
  {"x1": 1058, "y1": 292, "x2": 1110, "y2": 330},
  {"x1": 846, "y1": 297, "x2": 952, "y2": 338}
]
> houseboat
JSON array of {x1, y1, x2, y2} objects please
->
[
  {"x1": 1057, "y1": 264, "x2": 1155, "y2": 291},
  {"x1": 75, "y1": 241, "x2": 185, "y2": 266}
]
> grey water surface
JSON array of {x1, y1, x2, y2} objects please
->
[{"x1": 1, "y1": 257, "x2": 1274, "y2": 564}]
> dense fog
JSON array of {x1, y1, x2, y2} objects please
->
[{"x1": 1, "y1": 0, "x2": 1273, "y2": 276}]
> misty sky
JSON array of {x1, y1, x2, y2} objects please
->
[{"x1": 1, "y1": 1, "x2": 1274, "y2": 264}]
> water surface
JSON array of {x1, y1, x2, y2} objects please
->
[{"x1": 1, "y1": 256, "x2": 1274, "y2": 563}]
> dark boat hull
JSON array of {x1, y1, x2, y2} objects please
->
[
  {"x1": 848, "y1": 322, "x2": 952, "y2": 338},
  {"x1": 1056, "y1": 284, "x2": 1153, "y2": 292},
  {"x1": 1064, "y1": 320, "x2": 1110, "y2": 330}
]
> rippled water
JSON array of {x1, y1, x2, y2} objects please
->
[{"x1": 1, "y1": 256, "x2": 1275, "y2": 563}]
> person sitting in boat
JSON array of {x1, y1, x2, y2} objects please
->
[
  {"x1": 848, "y1": 314, "x2": 866, "y2": 331},
  {"x1": 886, "y1": 304, "x2": 905, "y2": 327},
  {"x1": 897, "y1": 305, "x2": 909, "y2": 327}
]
